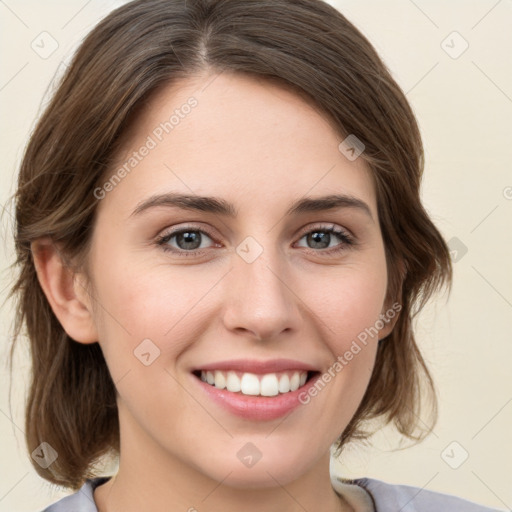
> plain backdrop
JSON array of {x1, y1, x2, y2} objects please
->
[{"x1": 0, "y1": 1, "x2": 511, "y2": 510}]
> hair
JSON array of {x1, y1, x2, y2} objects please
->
[{"x1": 6, "y1": 0, "x2": 452, "y2": 491}]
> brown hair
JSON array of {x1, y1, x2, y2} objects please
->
[{"x1": 7, "y1": 0, "x2": 452, "y2": 491}]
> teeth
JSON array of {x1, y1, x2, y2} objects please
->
[
  {"x1": 214, "y1": 370, "x2": 226, "y2": 389},
  {"x1": 290, "y1": 372, "x2": 300, "y2": 391},
  {"x1": 241, "y1": 373, "x2": 260, "y2": 395},
  {"x1": 226, "y1": 371, "x2": 241, "y2": 392},
  {"x1": 260, "y1": 374, "x2": 279, "y2": 397},
  {"x1": 278, "y1": 374, "x2": 290, "y2": 393},
  {"x1": 199, "y1": 370, "x2": 309, "y2": 396}
]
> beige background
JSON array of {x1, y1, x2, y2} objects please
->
[{"x1": 1, "y1": 1, "x2": 511, "y2": 510}]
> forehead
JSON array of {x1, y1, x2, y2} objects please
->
[{"x1": 97, "y1": 71, "x2": 377, "y2": 220}]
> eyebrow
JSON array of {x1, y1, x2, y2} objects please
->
[{"x1": 129, "y1": 192, "x2": 373, "y2": 222}]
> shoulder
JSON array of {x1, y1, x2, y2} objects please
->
[
  {"x1": 40, "y1": 477, "x2": 110, "y2": 512},
  {"x1": 350, "y1": 476, "x2": 505, "y2": 512}
]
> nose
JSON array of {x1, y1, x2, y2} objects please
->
[{"x1": 221, "y1": 244, "x2": 303, "y2": 341}]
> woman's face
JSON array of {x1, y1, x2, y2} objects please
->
[{"x1": 84, "y1": 71, "x2": 392, "y2": 487}]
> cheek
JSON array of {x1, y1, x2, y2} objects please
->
[
  {"x1": 302, "y1": 256, "x2": 388, "y2": 351},
  {"x1": 295, "y1": 253, "x2": 388, "y2": 402},
  {"x1": 88, "y1": 260, "x2": 211, "y2": 429},
  {"x1": 89, "y1": 248, "x2": 225, "y2": 372},
  {"x1": 291, "y1": 266, "x2": 387, "y2": 440}
]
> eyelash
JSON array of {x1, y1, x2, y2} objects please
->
[{"x1": 155, "y1": 224, "x2": 355, "y2": 258}]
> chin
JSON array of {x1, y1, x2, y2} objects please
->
[{"x1": 199, "y1": 448, "x2": 313, "y2": 490}]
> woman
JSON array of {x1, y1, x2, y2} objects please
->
[{"x1": 8, "y1": 0, "x2": 503, "y2": 510}]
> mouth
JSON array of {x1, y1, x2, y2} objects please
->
[
  {"x1": 189, "y1": 359, "x2": 323, "y2": 420},
  {"x1": 191, "y1": 369, "x2": 321, "y2": 397}
]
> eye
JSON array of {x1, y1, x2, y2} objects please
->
[
  {"x1": 295, "y1": 224, "x2": 354, "y2": 255},
  {"x1": 156, "y1": 225, "x2": 218, "y2": 256}
]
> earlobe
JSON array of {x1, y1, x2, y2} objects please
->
[
  {"x1": 31, "y1": 238, "x2": 98, "y2": 344},
  {"x1": 378, "y1": 303, "x2": 401, "y2": 341}
]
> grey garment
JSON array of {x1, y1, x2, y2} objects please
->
[
  {"x1": 41, "y1": 477, "x2": 108, "y2": 512},
  {"x1": 350, "y1": 477, "x2": 505, "y2": 511},
  {"x1": 41, "y1": 475, "x2": 505, "y2": 512}
]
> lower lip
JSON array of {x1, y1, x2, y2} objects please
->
[{"x1": 192, "y1": 372, "x2": 321, "y2": 421}]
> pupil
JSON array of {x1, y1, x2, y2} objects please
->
[
  {"x1": 309, "y1": 231, "x2": 329, "y2": 249},
  {"x1": 178, "y1": 231, "x2": 201, "y2": 250}
]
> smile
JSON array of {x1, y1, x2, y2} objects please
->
[
  {"x1": 196, "y1": 369, "x2": 310, "y2": 396},
  {"x1": 190, "y1": 360, "x2": 323, "y2": 421}
]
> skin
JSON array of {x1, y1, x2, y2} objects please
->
[{"x1": 33, "y1": 71, "x2": 398, "y2": 512}]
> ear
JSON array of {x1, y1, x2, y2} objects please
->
[
  {"x1": 377, "y1": 301, "x2": 401, "y2": 340},
  {"x1": 31, "y1": 237, "x2": 98, "y2": 344},
  {"x1": 378, "y1": 258, "x2": 407, "y2": 341}
]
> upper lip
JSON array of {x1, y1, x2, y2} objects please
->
[{"x1": 192, "y1": 358, "x2": 320, "y2": 374}]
